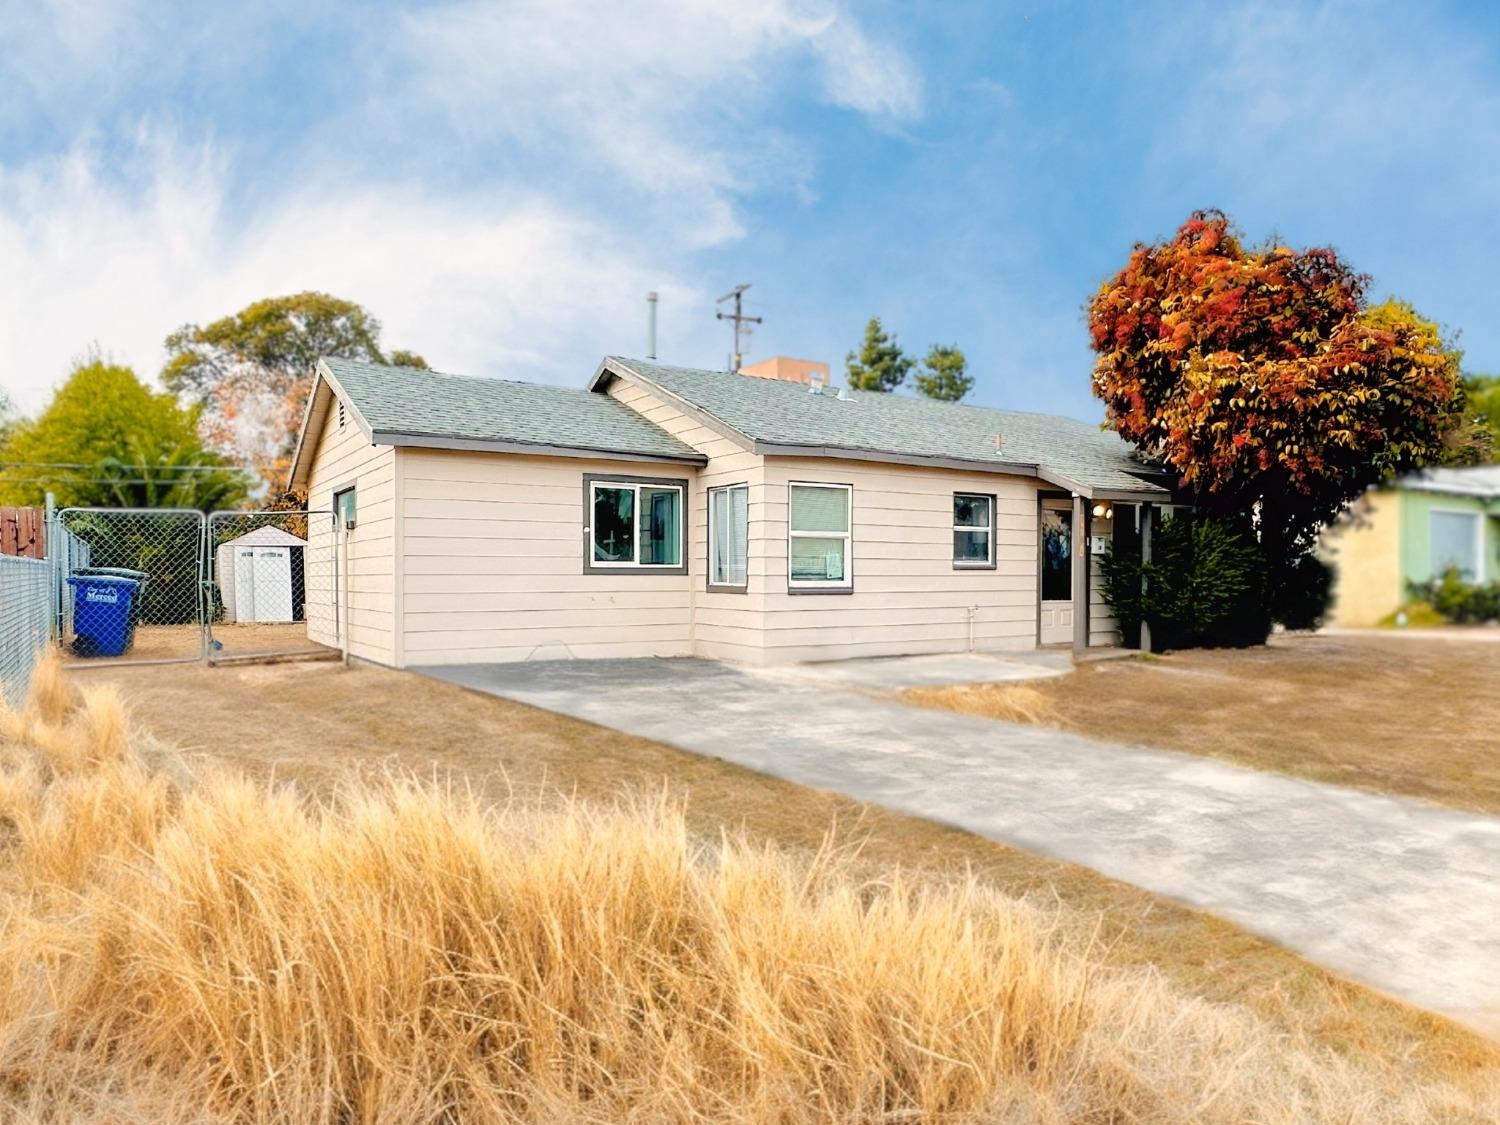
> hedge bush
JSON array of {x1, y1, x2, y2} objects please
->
[{"x1": 1408, "y1": 569, "x2": 1500, "y2": 624}]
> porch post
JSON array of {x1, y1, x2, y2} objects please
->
[
  {"x1": 1138, "y1": 502, "x2": 1153, "y2": 654},
  {"x1": 1071, "y1": 494, "x2": 1089, "y2": 656}
]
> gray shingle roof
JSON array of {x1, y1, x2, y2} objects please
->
[
  {"x1": 602, "y1": 358, "x2": 1170, "y2": 496},
  {"x1": 320, "y1": 357, "x2": 704, "y2": 463}
]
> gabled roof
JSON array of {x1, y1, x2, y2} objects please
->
[
  {"x1": 288, "y1": 358, "x2": 706, "y2": 490},
  {"x1": 1399, "y1": 465, "x2": 1500, "y2": 500},
  {"x1": 593, "y1": 357, "x2": 1171, "y2": 499}
]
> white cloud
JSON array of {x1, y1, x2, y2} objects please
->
[
  {"x1": 392, "y1": 0, "x2": 923, "y2": 247},
  {"x1": 0, "y1": 1, "x2": 926, "y2": 413},
  {"x1": 0, "y1": 134, "x2": 705, "y2": 412}
]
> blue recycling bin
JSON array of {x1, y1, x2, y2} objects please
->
[{"x1": 67, "y1": 574, "x2": 142, "y2": 657}]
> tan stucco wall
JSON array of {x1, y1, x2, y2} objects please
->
[
  {"x1": 1321, "y1": 490, "x2": 1403, "y2": 627},
  {"x1": 303, "y1": 402, "x2": 397, "y2": 664},
  {"x1": 396, "y1": 448, "x2": 695, "y2": 665}
]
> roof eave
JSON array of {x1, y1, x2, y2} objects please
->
[{"x1": 371, "y1": 430, "x2": 707, "y2": 466}]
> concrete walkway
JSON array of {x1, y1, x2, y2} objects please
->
[{"x1": 419, "y1": 657, "x2": 1500, "y2": 1036}]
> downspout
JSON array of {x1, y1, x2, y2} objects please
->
[{"x1": 965, "y1": 604, "x2": 979, "y2": 653}]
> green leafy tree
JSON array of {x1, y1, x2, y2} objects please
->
[
  {"x1": 914, "y1": 344, "x2": 973, "y2": 402},
  {"x1": 1462, "y1": 373, "x2": 1500, "y2": 461},
  {"x1": 845, "y1": 317, "x2": 913, "y2": 392},
  {"x1": 0, "y1": 357, "x2": 250, "y2": 510},
  {"x1": 162, "y1": 292, "x2": 428, "y2": 491}
]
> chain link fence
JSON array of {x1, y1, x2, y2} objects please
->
[
  {"x1": 0, "y1": 554, "x2": 53, "y2": 707},
  {"x1": 55, "y1": 508, "x2": 207, "y2": 665},
  {"x1": 206, "y1": 509, "x2": 340, "y2": 663}
]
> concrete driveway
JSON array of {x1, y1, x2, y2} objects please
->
[{"x1": 418, "y1": 656, "x2": 1500, "y2": 1036}]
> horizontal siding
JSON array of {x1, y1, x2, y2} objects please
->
[
  {"x1": 607, "y1": 378, "x2": 767, "y2": 657},
  {"x1": 755, "y1": 456, "x2": 1042, "y2": 662},
  {"x1": 304, "y1": 397, "x2": 396, "y2": 664},
  {"x1": 399, "y1": 449, "x2": 693, "y2": 665}
]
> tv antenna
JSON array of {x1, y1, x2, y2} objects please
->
[{"x1": 715, "y1": 284, "x2": 762, "y2": 371}]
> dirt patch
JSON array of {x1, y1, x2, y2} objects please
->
[
  {"x1": 65, "y1": 623, "x2": 336, "y2": 664},
  {"x1": 85, "y1": 656, "x2": 1500, "y2": 1091},
  {"x1": 908, "y1": 633, "x2": 1500, "y2": 817}
]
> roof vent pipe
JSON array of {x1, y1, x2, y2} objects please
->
[{"x1": 646, "y1": 291, "x2": 658, "y2": 360}]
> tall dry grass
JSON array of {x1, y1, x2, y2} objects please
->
[{"x1": 0, "y1": 656, "x2": 1495, "y2": 1123}]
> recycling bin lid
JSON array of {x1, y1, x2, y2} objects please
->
[
  {"x1": 74, "y1": 567, "x2": 150, "y2": 581},
  {"x1": 67, "y1": 573, "x2": 142, "y2": 588}
]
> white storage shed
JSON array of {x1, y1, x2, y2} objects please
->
[{"x1": 215, "y1": 526, "x2": 307, "y2": 624}]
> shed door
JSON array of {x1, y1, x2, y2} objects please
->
[{"x1": 250, "y1": 548, "x2": 293, "y2": 623}]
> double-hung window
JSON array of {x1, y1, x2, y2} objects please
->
[
  {"x1": 788, "y1": 482, "x2": 852, "y2": 591},
  {"x1": 953, "y1": 493, "x2": 995, "y2": 568},
  {"x1": 708, "y1": 483, "x2": 749, "y2": 591},
  {"x1": 585, "y1": 475, "x2": 686, "y2": 573}
]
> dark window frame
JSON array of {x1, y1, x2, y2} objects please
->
[
  {"x1": 952, "y1": 491, "x2": 998, "y2": 571},
  {"x1": 581, "y1": 472, "x2": 690, "y2": 576}
]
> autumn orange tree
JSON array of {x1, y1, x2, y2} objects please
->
[{"x1": 1089, "y1": 211, "x2": 1467, "y2": 573}]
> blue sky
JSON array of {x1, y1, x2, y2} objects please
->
[{"x1": 3, "y1": 0, "x2": 1499, "y2": 421}]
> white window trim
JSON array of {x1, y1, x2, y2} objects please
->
[
  {"x1": 1429, "y1": 507, "x2": 1486, "y2": 582},
  {"x1": 588, "y1": 479, "x2": 686, "y2": 570},
  {"x1": 707, "y1": 483, "x2": 750, "y2": 591},
  {"x1": 953, "y1": 492, "x2": 996, "y2": 568},
  {"x1": 788, "y1": 481, "x2": 853, "y2": 591}
]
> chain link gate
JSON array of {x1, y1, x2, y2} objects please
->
[
  {"x1": 54, "y1": 508, "x2": 208, "y2": 666},
  {"x1": 206, "y1": 509, "x2": 341, "y2": 664}
]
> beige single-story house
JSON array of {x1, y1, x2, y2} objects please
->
[{"x1": 286, "y1": 356, "x2": 1172, "y2": 668}]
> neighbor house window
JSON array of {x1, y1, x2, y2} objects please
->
[
  {"x1": 788, "y1": 482, "x2": 852, "y2": 591},
  {"x1": 953, "y1": 493, "x2": 995, "y2": 568},
  {"x1": 584, "y1": 475, "x2": 686, "y2": 573},
  {"x1": 1430, "y1": 510, "x2": 1482, "y2": 580},
  {"x1": 708, "y1": 483, "x2": 749, "y2": 590}
]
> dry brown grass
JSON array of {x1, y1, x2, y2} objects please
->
[
  {"x1": 906, "y1": 682, "x2": 1063, "y2": 727},
  {"x1": 92, "y1": 658, "x2": 1500, "y2": 1093},
  {"x1": 4, "y1": 660, "x2": 1498, "y2": 1121},
  {"x1": 906, "y1": 633, "x2": 1500, "y2": 817}
]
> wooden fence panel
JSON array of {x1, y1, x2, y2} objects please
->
[{"x1": 0, "y1": 508, "x2": 45, "y2": 559}]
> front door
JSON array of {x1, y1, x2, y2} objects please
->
[{"x1": 1038, "y1": 503, "x2": 1073, "y2": 645}]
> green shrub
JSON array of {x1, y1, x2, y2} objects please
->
[
  {"x1": 1101, "y1": 513, "x2": 1269, "y2": 650},
  {"x1": 1408, "y1": 568, "x2": 1500, "y2": 624}
]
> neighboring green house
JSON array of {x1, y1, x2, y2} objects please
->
[{"x1": 1322, "y1": 466, "x2": 1500, "y2": 626}]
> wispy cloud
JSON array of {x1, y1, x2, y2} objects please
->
[
  {"x1": 0, "y1": 133, "x2": 702, "y2": 409},
  {"x1": 391, "y1": 0, "x2": 923, "y2": 247}
]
